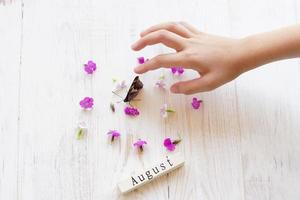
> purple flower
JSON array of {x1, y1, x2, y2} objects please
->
[
  {"x1": 171, "y1": 66, "x2": 184, "y2": 75},
  {"x1": 79, "y1": 97, "x2": 94, "y2": 109},
  {"x1": 137, "y1": 57, "x2": 145, "y2": 64},
  {"x1": 134, "y1": 139, "x2": 147, "y2": 151},
  {"x1": 164, "y1": 138, "x2": 175, "y2": 151},
  {"x1": 107, "y1": 130, "x2": 121, "y2": 142},
  {"x1": 160, "y1": 104, "x2": 175, "y2": 118},
  {"x1": 191, "y1": 97, "x2": 202, "y2": 109},
  {"x1": 124, "y1": 106, "x2": 140, "y2": 116},
  {"x1": 84, "y1": 60, "x2": 97, "y2": 74},
  {"x1": 163, "y1": 137, "x2": 181, "y2": 151},
  {"x1": 177, "y1": 67, "x2": 184, "y2": 74}
]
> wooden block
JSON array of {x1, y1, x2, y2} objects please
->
[{"x1": 117, "y1": 153, "x2": 185, "y2": 194}]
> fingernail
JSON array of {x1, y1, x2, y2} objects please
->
[
  {"x1": 131, "y1": 43, "x2": 137, "y2": 50},
  {"x1": 134, "y1": 66, "x2": 143, "y2": 74}
]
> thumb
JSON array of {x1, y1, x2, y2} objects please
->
[{"x1": 170, "y1": 75, "x2": 215, "y2": 94}]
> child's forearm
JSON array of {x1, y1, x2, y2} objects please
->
[
  {"x1": 238, "y1": 24, "x2": 300, "y2": 72},
  {"x1": 132, "y1": 22, "x2": 300, "y2": 94}
]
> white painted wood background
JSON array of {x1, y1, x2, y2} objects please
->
[{"x1": 1, "y1": 0, "x2": 300, "y2": 199}]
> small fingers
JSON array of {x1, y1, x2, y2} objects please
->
[
  {"x1": 134, "y1": 52, "x2": 194, "y2": 74},
  {"x1": 131, "y1": 30, "x2": 186, "y2": 51},
  {"x1": 170, "y1": 74, "x2": 217, "y2": 94},
  {"x1": 140, "y1": 22, "x2": 194, "y2": 38}
]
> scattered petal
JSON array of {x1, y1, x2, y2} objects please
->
[
  {"x1": 76, "y1": 121, "x2": 88, "y2": 140},
  {"x1": 155, "y1": 80, "x2": 166, "y2": 88},
  {"x1": 114, "y1": 80, "x2": 127, "y2": 91},
  {"x1": 112, "y1": 78, "x2": 117, "y2": 83},
  {"x1": 177, "y1": 67, "x2": 184, "y2": 74},
  {"x1": 110, "y1": 103, "x2": 115, "y2": 112},
  {"x1": 170, "y1": 66, "x2": 184, "y2": 75},
  {"x1": 107, "y1": 130, "x2": 121, "y2": 142},
  {"x1": 163, "y1": 137, "x2": 181, "y2": 151},
  {"x1": 191, "y1": 97, "x2": 202, "y2": 109},
  {"x1": 124, "y1": 106, "x2": 140, "y2": 116},
  {"x1": 163, "y1": 138, "x2": 175, "y2": 151},
  {"x1": 84, "y1": 60, "x2": 97, "y2": 74},
  {"x1": 160, "y1": 104, "x2": 175, "y2": 118},
  {"x1": 171, "y1": 67, "x2": 177, "y2": 74},
  {"x1": 134, "y1": 139, "x2": 147, "y2": 151},
  {"x1": 79, "y1": 97, "x2": 94, "y2": 109},
  {"x1": 137, "y1": 57, "x2": 145, "y2": 64}
]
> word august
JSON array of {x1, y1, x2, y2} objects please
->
[
  {"x1": 131, "y1": 157, "x2": 173, "y2": 185},
  {"x1": 118, "y1": 153, "x2": 184, "y2": 194}
]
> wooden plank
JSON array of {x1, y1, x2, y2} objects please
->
[
  {"x1": 1, "y1": 0, "x2": 299, "y2": 199},
  {"x1": 0, "y1": 1, "x2": 23, "y2": 200},
  {"x1": 229, "y1": 0, "x2": 300, "y2": 199}
]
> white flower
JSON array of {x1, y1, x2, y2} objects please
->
[
  {"x1": 155, "y1": 75, "x2": 166, "y2": 89},
  {"x1": 114, "y1": 80, "x2": 127, "y2": 91},
  {"x1": 160, "y1": 104, "x2": 175, "y2": 118},
  {"x1": 155, "y1": 80, "x2": 166, "y2": 88},
  {"x1": 76, "y1": 121, "x2": 88, "y2": 139}
]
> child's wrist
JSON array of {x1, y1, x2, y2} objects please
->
[{"x1": 234, "y1": 35, "x2": 271, "y2": 73}]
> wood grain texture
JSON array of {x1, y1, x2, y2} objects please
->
[{"x1": 0, "y1": 0, "x2": 300, "y2": 199}]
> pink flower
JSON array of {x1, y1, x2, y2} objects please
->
[
  {"x1": 160, "y1": 104, "x2": 175, "y2": 118},
  {"x1": 163, "y1": 137, "x2": 181, "y2": 151},
  {"x1": 191, "y1": 97, "x2": 202, "y2": 109},
  {"x1": 171, "y1": 67, "x2": 177, "y2": 74},
  {"x1": 107, "y1": 130, "x2": 121, "y2": 142},
  {"x1": 79, "y1": 97, "x2": 94, "y2": 109},
  {"x1": 137, "y1": 57, "x2": 145, "y2": 64},
  {"x1": 134, "y1": 139, "x2": 147, "y2": 151},
  {"x1": 177, "y1": 67, "x2": 184, "y2": 74},
  {"x1": 171, "y1": 67, "x2": 184, "y2": 75},
  {"x1": 124, "y1": 106, "x2": 139, "y2": 116},
  {"x1": 84, "y1": 60, "x2": 97, "y2": 74}
]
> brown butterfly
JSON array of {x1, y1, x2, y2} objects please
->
[
  {"x1": 112, "y1": 76, "x2": 143, "y2": 104},
  {"x1": 123, "y1": 76, "x2": 143, "y2": 102}
]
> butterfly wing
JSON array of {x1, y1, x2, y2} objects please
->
[{"x1": 124, "y1": 76, "x2": 143, "y2": 102}]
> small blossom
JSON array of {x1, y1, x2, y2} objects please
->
[
  {"x1": 171, "y1": 67, "x2": 184, "y2": 75},
  {"x1": 160, "y1": 104, "x2": 175, "y2": 118},
  {"x1": 163, "y1": 137, "x2": 181, "y2": 151},
  {"x1": 177, "y1": 67, "x2": 184, "y2": 74},
  {"x1": 79, "y1": 97, "x2": 94, "y2": 109},
  {"x1": 107, "y1": 130, "x2": 121, "y2": 142},
  {"x1": 155, "y1": 80, "x2": 166, "y2": 88},
  {"x1": 112, "y1": 78, "x2": 117, "y2": 83},
  {"x1": 134, "y1": 139, "x2": 147, "y2": 151},
  {"x1": 137, "y1": 57, "x2": 145, "y2": 64},
  {"x1": 191, "y1": 97, "x2": 202, "y2": 109},
  {"x1": 76, "y1": 121, "x2": 87, "y2": 140},
  {"x1": 110, "y1": 103, "x2": 115, "y2": 112},
  {"x1": 124, "y1": 106, "x2": 140, "y2": 116},
  {"x1": 84, "y1": 60, "x2": 97, "y2": 74},
  {"x1": 171, "y1": 67, "x2": 177, "y2": 74},
  {"x1": 114, "y1": 80, "x2": 127, "y2": 91},
  {"x1": 155, "y1": 75, "x2": 166, "y2": 89}
]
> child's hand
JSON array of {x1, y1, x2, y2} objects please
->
[
  {"x1": 131, "y1": 22, "x2": 246, "y2": 94},
  {"x1": 131, "y1": 22, "x2": 300, "y2": 94}
]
